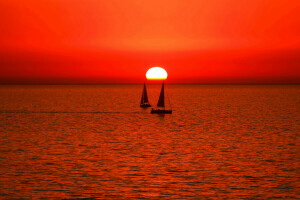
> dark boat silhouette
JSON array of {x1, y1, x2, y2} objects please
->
[
  {"x1": 140, "y1": 83, "x2": 151, "y2": 108},
  {"x1": 151, "y1": 81, "x2": 172, "y2": 114}
]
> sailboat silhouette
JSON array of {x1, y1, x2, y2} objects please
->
[
  {"x1": 140, "y1": 83, "x2": 151, "y2": 108},
  {"x1": 151, "y1": 81, "x2": 172, "y2": 114}
]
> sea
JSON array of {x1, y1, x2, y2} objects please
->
[{"x1": 0, "y1": 84, "x2": 299, "y2": 199}]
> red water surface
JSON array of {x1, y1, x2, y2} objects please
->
[{"x1": 0, "y1": 85, "x2": 299, "y2": 199}]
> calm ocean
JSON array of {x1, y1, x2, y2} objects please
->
[{"x1": 0, "y1": 85, "x2": 299, "y2": 199}]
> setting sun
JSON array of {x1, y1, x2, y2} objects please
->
[{"x1": 146, "y1": 67, "x2": 168, "y2": 80}]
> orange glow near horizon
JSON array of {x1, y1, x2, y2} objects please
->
[{"x1": 0, "y1": 0, "x2": 299, "y2": 84}]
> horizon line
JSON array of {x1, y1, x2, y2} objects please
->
[{"x1": 0, "y1": 83, "x2": 299, "y2": 85}]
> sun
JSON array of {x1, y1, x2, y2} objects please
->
[{"x1": 146, "y1": 67, "x2": 168, "y2": 80}]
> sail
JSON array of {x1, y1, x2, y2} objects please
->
[
  {"x1": 157, "y1": 81, "x2": 165, "y2": 107},
  {"x1": 140, "y1": 83, "x2": 149, "y2": 104},
  {"x1": 143, "y1": 83, "x2": 149, "y2": 103},
  {"x1": 140, "y1": 89, "x2": 144, "y2": 104}
]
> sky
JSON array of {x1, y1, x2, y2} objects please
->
[{"x1": 0, "y1": 0, "x2": 299, "y2": 84}]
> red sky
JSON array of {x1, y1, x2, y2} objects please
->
[{"x1": 0, "y1": 0, "x2": 299, "y2": 84}]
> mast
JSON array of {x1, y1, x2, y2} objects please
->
[
  {"x1": 157, "y1": 81, "x2": 165, "y2": 107},
  {"x1": 140, "y1": 88, "x2": 144, "y2": 104}
]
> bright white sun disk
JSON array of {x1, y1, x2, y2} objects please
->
[{"x1": 146, "y1": 67, "x2": 168, "y2": 80}]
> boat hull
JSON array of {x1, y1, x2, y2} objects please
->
[
  {"x1": 151, "y1": 109, "x2": 172, "y2": 114},
  {"x1": 140, "y1": 103, "x2": 151, "y2": 108}
]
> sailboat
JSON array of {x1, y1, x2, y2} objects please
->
[
  {"x1": 151, "y1": 81, "x2": 172, "y2": 114},
  {"x1": 140, "y1": 83, "x2": 151, "y2": 107}
]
